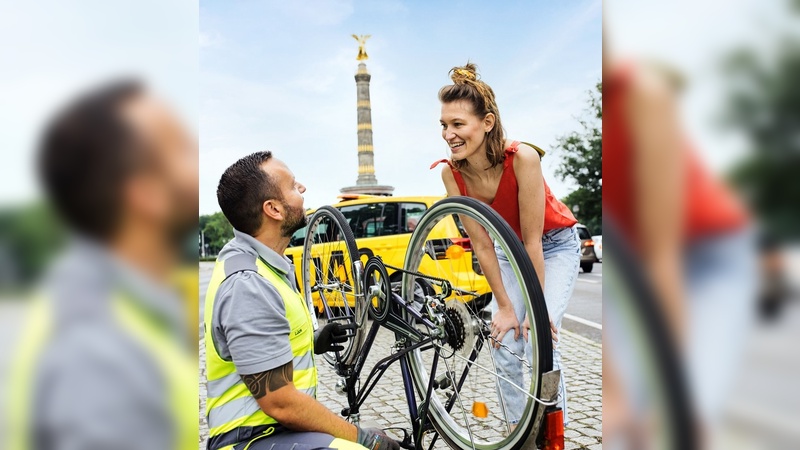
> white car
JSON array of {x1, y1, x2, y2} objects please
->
[{"x1": 592, "y1": 235, "x2": 602, "y2": 261}]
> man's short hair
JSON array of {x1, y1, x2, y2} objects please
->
[
  {"x1": 38, "y1": 79, "x2": 145, "y2": 240},
  {"x1": 216, "y1": 151, "x2": 283, "y2": 235}
]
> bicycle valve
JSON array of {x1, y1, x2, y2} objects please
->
[{"x1": 433, "y1": 372, "x2": 452, "y2": 390}]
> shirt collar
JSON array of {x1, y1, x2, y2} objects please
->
[{"x1": 233, "y1": 229, "x2": 292, "y2": 275}]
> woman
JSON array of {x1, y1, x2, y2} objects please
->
[
  {"x1": 603, "y1": 52, "x2": 755, "y2": 448},
  {"x1": 431, "y1": 63, "x2": 581, "y2": 426}
]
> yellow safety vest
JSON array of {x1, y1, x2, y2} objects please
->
[
  {"x1": 203, "y1": 254, "x2": 317, "y2": 450},
  {"x1": 6, "y1": 292, "x2": 197, "y2": 450}
]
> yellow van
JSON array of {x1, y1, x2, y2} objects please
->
[{"x1": 284, "y1": 195, "x2": 491, "y2": 314}]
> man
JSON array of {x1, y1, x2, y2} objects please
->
[
  {"x1": 7, "y1": 80, "x2": 199, "y2": 450},
  {"x1": 205, "y1": 151, "x2": 398, "y2": 450}
]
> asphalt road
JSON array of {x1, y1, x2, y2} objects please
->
[{"x1": 564, "y1": 263, "x2": 603, "y2": 343}]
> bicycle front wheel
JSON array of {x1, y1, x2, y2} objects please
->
[
  {"x1": 302, "y1": 205, "x2": 365, "y2": 367},
  {"x1": 402, "y1": 197, "x2": 552, "y2": 450}
]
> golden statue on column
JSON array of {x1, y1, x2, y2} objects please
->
[{"x1": 352, "y1": 34, "x2": 371, "y2": 61}]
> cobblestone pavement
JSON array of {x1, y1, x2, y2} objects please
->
[{"x1": 199, "y1": 320, "x2": 602, "y2": 449}]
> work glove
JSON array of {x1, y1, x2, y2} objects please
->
[
  {"x1": 313, "y1": 322, "x2": 356, "y2": 355},
  {"x1": 356, "y1": 426, "x2": 400, "y2": 450}
]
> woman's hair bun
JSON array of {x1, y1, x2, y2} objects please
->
[{"x1": 449, "y1": 62, "x2": 479, "y2": 83}]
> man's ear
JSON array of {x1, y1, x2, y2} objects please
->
[
  {"x1": 262, "y1": 199, "x2": 283, "y2": 221},
  {"x1": 483, "y1": 112, "x2": 496, "y2": 133}
]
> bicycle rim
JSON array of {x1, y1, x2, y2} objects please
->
[
  {"x1": 302, "y1": 205, "x2": 365, "y2": 366},
  {"x1": 401, "y1": 197, "x2": 551, "y2": 450}
]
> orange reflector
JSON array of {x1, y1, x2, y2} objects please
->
[
  {"x1": 471, "y1": 401, "x2": 488, "y2": 418},
  {"x1": 336, "y1": 265, "x2": 347, "y2": 281},
  {"x1": 543, "y1": 408, "x2": 564, "y2": 450},
  {"x1": 446, "y1": 244, "x2": 466, "y2": 260}
]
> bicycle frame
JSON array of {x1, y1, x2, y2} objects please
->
[{"x1": 332, "y1": 285, "x2": 487, "y2": 450}]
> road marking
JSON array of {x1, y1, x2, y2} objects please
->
[
  {"x1": 564, "y1": 313, "x2": 602, "y2": 330},
  {"x1": 577, "y1": 278, "x2": 600, "y2": 284}
]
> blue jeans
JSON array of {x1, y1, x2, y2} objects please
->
[
  {"x1": 684, "y1": 227, "x2": 757, "y2": 425},
  {"x1": 604, "y1": 226, "x2": 756, "y2": 430},
  {"x1": 490, "y1": 226, "x2": 581, "y2": 425}
]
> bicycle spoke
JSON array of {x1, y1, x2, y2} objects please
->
[
  {"x1": 440, "y1": 350, "x2": 477, "y2": 450},
  {"x1": 487, "y1": 337, "x2": 513, "y2": 435}
]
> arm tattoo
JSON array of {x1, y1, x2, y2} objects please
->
[{"x1": 241, "y1": 362, "x2": 293, "y2": 400}]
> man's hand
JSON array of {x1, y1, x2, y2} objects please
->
[
  {"x1": 356, "y1": 426, "x2": 400, "y2": 450},
  {"x1": 314, "y1": 322, "x2": 356, "y2": 355}
]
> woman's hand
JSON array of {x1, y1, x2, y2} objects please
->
[
  {"x1": 520, "y1": 316, "x2": 559, "y2": 344},
  {"x1": 491, "y1": 305, "x2": 520, "y2": 349}
]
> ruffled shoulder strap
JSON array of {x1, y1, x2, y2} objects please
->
[
  {"x1": 430, "y1": 159, "x2": 453, "y2": 170},
  {"x1": 505, "y1": 141, "x2": 521, "y2": 156},
  {"x1": 430, "y1": 159, "x2": 467, "y2": 195}
]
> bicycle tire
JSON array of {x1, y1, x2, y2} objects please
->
[
  {"x1": 603, "y1": 219, "x2": 696, "y2": 449},
  {"x1": 302, "y1": 205, "x2": 365, "y2": 367},
  {"x1": 401, "y1": 197, "x2": 551, "y2": 450}
]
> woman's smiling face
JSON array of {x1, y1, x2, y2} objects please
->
[{"x1": 440, "y1": 99, "x2": 492, "y2": 162}]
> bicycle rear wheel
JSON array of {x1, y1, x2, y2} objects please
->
[
  {"x1": 302, "y1": 205, "x2": 365, "y2": 367},
  {"x1": 401, "y1": 197, "x2": 552, "y2": 450}
]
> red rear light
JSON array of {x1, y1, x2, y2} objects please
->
[
  {"x1": 451, "y1": 237, "x2": 472, "y2": 252},
  {"x1": 583, "y1": 239, "x2": 594, "y2": 247},
  {"x1": 542, "y1": 408, "x2": 564, "y2": 450}
]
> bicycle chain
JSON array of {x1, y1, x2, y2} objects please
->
[
  {"x1": 381, "y1": 261, "x2": 452, "y2": 286},
  {"x1": 484, "y1": 327, "x2": 534, "y2": 371}
]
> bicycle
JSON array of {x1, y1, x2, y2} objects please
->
[{"x1": 302, "y1": 197, "x2": 561, "y2": 450}]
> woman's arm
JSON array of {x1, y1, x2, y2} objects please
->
[
  {"x1": 441, "y1": 166, "x2": 521, "y2": 346},
  {"x1": 513, "y1": 146, "x2": 556, "y2": 342},
  {"x1": 514, "y1": 145, "x2": 546, "y2": 290},
  {"x1": 627, "y1": 68, "x2": 686, "y2": 347}
]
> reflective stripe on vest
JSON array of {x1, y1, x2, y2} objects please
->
[
  {"x1": 112, "y1": 292, "x2": 198, "y2": 450},
  {"x1": 6, "y1": 292, "x2": 197, "y2": 450},
  {"x1": 203, "y1": 253, "x2": 317, "y2": 445},
  {"x1": 6, "y1": 296, "x2": 51, "y2": 450}
]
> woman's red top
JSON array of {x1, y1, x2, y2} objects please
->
[
  {"x1": 431, "y1": 141, "x2": 578, "y2": 242},
  {"x1": 603, "y1": 61, "x2": 748, "y2": 248}
]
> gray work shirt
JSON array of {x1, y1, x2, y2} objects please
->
[
  {"x1": 32, "y1": 237, "x2": 189, "y2": 450},
  {"x1": 210, "y1": 230, "x2": 299, "y2": 376}
]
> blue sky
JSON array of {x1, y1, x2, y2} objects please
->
[
  {"x1": 0, "y1": 0, "x2": 197, "y2": 208},
  {"x1": 200, "y1": 0, "x2": 602, "y2": 214}
]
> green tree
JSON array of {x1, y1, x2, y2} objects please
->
[
  {"x1": 554, "y1": 82, "x2": 602, "y2": 234},
  {"x1": 0, "y1": 203, "x2": 66, "y2": 288},
  {"x1": 722, "y1": 37, "x2": 800, "y2": 242},
  {"x1": 199, "y1": 212, "x2": 233, "y2": 256}
]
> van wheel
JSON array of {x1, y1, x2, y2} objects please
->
[{"x1": 581, "y1": 262, "x2": 594, "y2": 273}]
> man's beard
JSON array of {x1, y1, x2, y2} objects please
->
[{"x1": 280, "y1": 201, "x2": 308, "y2": 238}]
